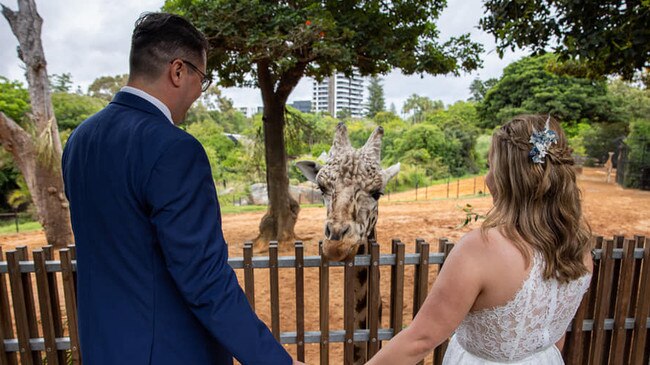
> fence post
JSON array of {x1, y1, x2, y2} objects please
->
[
  {"x1": 446, "y1": 178, "x2": 450, "y2": 198},
  {"x1": 456, "y1": 179, "x2": 459, "y2": 199}
]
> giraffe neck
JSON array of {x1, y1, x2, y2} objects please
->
[{"x1": 351, "y1": 226, "x2": 378, "y2": 364}]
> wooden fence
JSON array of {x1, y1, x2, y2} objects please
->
[{"x1": 0, "y1": 235, "x2": 648, "y2": 364}]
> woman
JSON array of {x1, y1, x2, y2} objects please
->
[{"x1": 367, "y1": 115, "x2": 593, "y2": 364}]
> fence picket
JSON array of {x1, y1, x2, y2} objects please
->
[
  {"x1": 389, "y1": 240, "x2": 405, "y2": 338},
  {"x1": 433, "y1": 238, "x2": 452, "y2": 365},
  {"x1": 243, "y1": 242, "x2": 255, "y2": 310},
  {"x1": 367, "y1": 242, "x2": 380, "y2": 359},
  {"x1": 0, "y1": 247, "x2": 17, "y2": 365},
  {"x1": 609, "y1": 239, "x2": 636, "y2": 363},
  {"x1": 33, "y1": 250, "x2": 59, "y2": 365},
  {"x1": 294, "y1": 242, "x2": 305, "y2": 362},
  {"x1": 15, "y1": 247, "x2": 41, "y2": 365},
  {"x1": 269, "y1": 242, "x2": 280, "y2": 341},
  {"x1": 630, "y1": 237, "x2": 650, "y2": 364},
  {"x1": 6, "y1": 251, "x2": 33, "y2": 365},
  {"x1": 343, "y1": 257, "x2": 355, "y2": 364},
  {"x1": 42, "y1": 246, "x2": 67, "y2": 365},
  {"x1": 60, "y1": 249, "x2": 81, "y2": 365},
  {"x1": 318, "y1": 241, "x2": 329, "y2": 365},
  {"x1": 589, "y1": 239, "x2": 615, "y2": 364},
  {"x1": 413, "y1": 239, "x2": 429, "y2": 365}
]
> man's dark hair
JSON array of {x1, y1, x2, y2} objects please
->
[{"x1": 129, "y1": 12, "x2": 208, "y2": 81}]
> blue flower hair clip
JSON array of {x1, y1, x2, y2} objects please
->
[{"x1": 529, "y1": 116, "x2": 558, "y2": 164}]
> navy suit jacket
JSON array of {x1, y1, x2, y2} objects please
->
[{"x1": 62, "y1": 91, "x2": 291, "y2": 365}]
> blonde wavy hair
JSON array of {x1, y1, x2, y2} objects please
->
[{"x1": 482, "y1": 114, "x2": 592, "y2": 283}]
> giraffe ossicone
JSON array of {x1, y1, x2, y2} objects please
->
[{"x1": 297, "y1": 122, "x2": 400, "y2": 261}]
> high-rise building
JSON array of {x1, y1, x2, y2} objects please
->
[
  {"x1": 312, "y1": 70, "x2": 365, "y2": 118},
  {"x1": 289, "y1": 100, "x2": 312, "y2": 113}
]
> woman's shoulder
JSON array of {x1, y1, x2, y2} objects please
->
[{"x1": 456, "y1": 227, "x2": 504, "y2": 253}]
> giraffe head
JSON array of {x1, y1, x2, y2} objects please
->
[{"x1": 297, "y1": 123, "x2": 400, "y2": 261}]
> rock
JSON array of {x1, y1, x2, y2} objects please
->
[
  {"x1": 250, "y1": 183, "x2": 269, "y2": 205},
  {"x1": 248, "y1": 183, "x2": 323, "y2": 205}
]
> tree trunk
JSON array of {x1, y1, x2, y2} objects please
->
[
  {"x1": 254, "y1": 101, "x2": 300, "y2": 250},
  {"x1": 1, "y1": 0, "x2": 73, "y2": 247}
]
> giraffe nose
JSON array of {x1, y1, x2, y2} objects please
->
[{"x1": 325, "y1": 223, "x2": 351, "y2": 241}]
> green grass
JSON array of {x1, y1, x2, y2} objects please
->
[{"x1": 0, "y1": 220, "x2": 42, "y2": 235}]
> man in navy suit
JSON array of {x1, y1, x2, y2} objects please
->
[{"x1": 62, "y1": 12, "x2": 298, "y2": 365}]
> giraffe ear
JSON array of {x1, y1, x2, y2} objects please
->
[
  {"x1": 330, "y1": 122, "x2": 351, "y2": 156},
  {"x1": 296, "y1": 160, "x2": 321, "y2": 184},
  {"x1": 382, "y1": 162, "x2": 400, "y2": 186},
  {"x1": 361, "y1": 126, "x2": 384, "y2": 162}
]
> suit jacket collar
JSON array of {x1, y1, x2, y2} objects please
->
[{"x1": 111, "y1": 91, "x2": 170, "y2": 122}]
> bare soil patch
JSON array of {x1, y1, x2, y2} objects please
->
[{"x1": 1, "y1": 167, "x2": 648, "y2": 363}]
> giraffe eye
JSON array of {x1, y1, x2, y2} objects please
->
[
  {"x1": 370, "y1": 191, "x2": 383, "y2": 200},
  {"x1": 318, "y1": 185, "x2": 328, "y2": 195}
]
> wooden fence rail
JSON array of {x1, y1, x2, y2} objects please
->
[{"x1": 0, "y1": 235, "x2": 648, "y2": 364}]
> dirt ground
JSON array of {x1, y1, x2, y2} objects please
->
[{"x1": 0, "y1": 167, "x2": 648, "y2": 363}]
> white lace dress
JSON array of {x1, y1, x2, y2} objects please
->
[{"x1": 443, "y1": 252, "x2": 592, "y2": 364}]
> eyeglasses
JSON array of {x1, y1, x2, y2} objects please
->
[{"x1": 172, "y1": 59, "x2": 213, "y2": 92}]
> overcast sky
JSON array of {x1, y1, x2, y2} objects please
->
[{"x1": 1, "y1": 0, "x2": 527, "y2": 116}]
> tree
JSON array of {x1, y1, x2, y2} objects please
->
[
  {"x1": 0, "y1": 76, "x2": 30, "y2": 122},
  {"x1": 0, "y1": 0, "x2": 73, "y2": 247},
  {"x1": 468, "y1": 77, "x2": 497, "y2": 102},
  {"x1": 480, "y1": 0, "x2": 650, "y2": 79},
  {"x1": 49, "y1": 72, "x2": 73, "y2": 93},
  {"x1": 87, "y1": 74, "x2": 128, "y2": 101},
  {"x1": 478, "y1": 54, "x2": 617, "y2": 129},
  {"x1": 52, "y1": 92, "x2": 106, "y2": 130},
  {"x1": 402, "y1": 94, "x2": 444, "y2": 124},
  {"x1": 164, "y1": 0, "x2": 483, "y2": 247},
  {"x1": 366, "y1": 76, "x2": 385, "y2": 118}
]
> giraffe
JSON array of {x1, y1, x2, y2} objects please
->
[
  {"x1": 297, "y1": 122, "x2": 400, "y2": 364},
  {"x1": 604, "y1": 151, "x2": 615, "y2": 183}
]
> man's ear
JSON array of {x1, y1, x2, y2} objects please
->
[
  {"x1": 295, "y1": 160, "x2": 321, "y2": 184},
  {"x1": 170, "y1": 59, "x2": 183, "y2": 87}
]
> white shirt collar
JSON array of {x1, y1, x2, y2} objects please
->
[{"x1": 120, "y1": 86, "x2": 174, "y2": 124}]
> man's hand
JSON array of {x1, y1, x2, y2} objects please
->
[{"x1": 293, "y1": 360, "x2": 305, "y2": 365}]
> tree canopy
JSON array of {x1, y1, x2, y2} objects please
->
[
  {"x1": 402, "y1": 94, "x2": 444, "y2": 123},
  {"x1": 478, "y1": 54, "x2": 616, "y2": 128},
  {"x1": 164, "y1": 0, "x2": 484, "y2": 88},
  {"x1": 480, "y1": 0, "x2": 650, "y2": 79}
]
